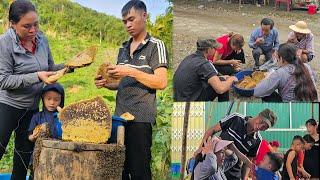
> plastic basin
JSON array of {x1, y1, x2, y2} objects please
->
[
  {"x1": 108, "y1": 116, "x2": 126, "y2": 143},
  {"x1": 232, "y1": 70, "x2": 254, "y2": 97},
  {"x1": 171, "y1": 163, "x2": 181, "y2": 175},
  {"x1": 0, "y1": 174, "x2": 29, "y2": 180},
  {"x1": 308, "y1": 5, "x2": 317, "y2": 15}
]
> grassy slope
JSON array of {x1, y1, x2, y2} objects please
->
[
  {"x1": 0, "y1": 1, "x2": 172, "y2": 179},
  {"x1": 0, "y1": 38, "x2": 172, "y2": 179},
  {"x1": 0, "y1": 37, "x2": 117, "y2": 171}
]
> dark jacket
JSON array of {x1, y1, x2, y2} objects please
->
[{"x1": 0, "y1": 28, "x2": 64, "y2": 110}]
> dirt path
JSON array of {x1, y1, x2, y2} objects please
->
[{"x1": 173, "y1": 0, "x2": 320, "y2": 96}]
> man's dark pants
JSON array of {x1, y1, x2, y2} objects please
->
[
  {"x1": 252, "y1": 47, "x2": 272, "y2": 66},
  {"x1": 122, "y1": 122, "x2": 152, "y2": 180}
]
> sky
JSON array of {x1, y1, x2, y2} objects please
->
[{"x1": 73, "y1": 0, "x2": 171, "y2": 22}]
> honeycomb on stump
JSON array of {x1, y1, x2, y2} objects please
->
[
  {"x1": 33, "y1": 123, "x2": 50, "y2": 171},
  {"x1": 59, "y1": 96, "x2": 112, "y2": 143}
]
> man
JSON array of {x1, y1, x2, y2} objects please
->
[
  {"x1": 287, "y1": 21, "x2": 314, "y2": 63},
  {"x1": 94, "y1": 1, "x2": 168, "y2": 179},
  {"x1": 197, "y1": 108, "x2": 277, "y2": 180},
  {"x1": 173, "y1": 37, "x2": 237, "y2": 101},
  {"x1": 249, "y1": 18, "x2": 280, "y2": 68},
  {"x1": 303, "y1": 118, "x2": 319, "y2": 179}
]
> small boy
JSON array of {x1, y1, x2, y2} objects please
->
[
  {"x1": 255, "y1": 152, "x2": 283, "y2": 180},
  {"x1": 281, "y1": 135, "x2": 304, "y2": 180},
  {"x1": 28, "y1": 83, "x2": 65, "y2": 179}
]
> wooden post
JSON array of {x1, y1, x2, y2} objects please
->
[
  {"x1": 99, "y1": 30, "x2": 102, "y2": 44},
  {"x1": 117, "y1": 126, "x2": 125, "y2": 146},
  {"x1": 180, "y1": 102, "x2": 190, "y2": 180},
  {"x1": 311, "y1": 103, "x2": 314, "y2": 119}
]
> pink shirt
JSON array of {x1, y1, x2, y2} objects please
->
[{"x1": 208, "y1": 35, "x2": 233, "y2": 62}]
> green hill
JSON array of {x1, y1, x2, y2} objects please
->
[
  {"x1": 1, "y1": 0, "x2": 128, "y2": 44},
  {"x1": 1, "y1": 0, "x2": 172, "y2": 61}
]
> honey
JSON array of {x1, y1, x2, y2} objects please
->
[
  {"x1": 59, "y1": 96, "x2": 112, "y2": 144},
  {"x1": 236, "y1": 71, "x2": 266, "y2": 89},
  {"x1": 62, "y1": 118, "x2": 110, "y2": 143}
]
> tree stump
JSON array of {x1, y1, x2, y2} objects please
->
[{"x1": 34, "y1": 140, "x2": 125, "y2": 180}]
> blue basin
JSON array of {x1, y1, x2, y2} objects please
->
[
  {"x1": 107, "y1": 116, "x2": 126, "y2": 143},
  {"x1": 232, "y1": 70, "x2": 254, "y2": 97},
  {"x1": 0, "y1": 174, "x2": 29, "y2": 180}
]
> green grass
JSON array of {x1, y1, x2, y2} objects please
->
[
  {"x1": 48, "y1": 37, "x2": 118, "y2": 111},
  {"x1": 0, "y1": 36, "x2": 172, "y2": 179},
  {"x1": 0, "y1": 138, "x2": 13, "y2": 173},
  {"x1": 151, "y1": 72, "x2": 172, "y2": 179},
  {"x1": 0, "y1": 37, "x2": 118, "y2": 172}
]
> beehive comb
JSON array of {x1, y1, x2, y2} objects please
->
[
  {"x1": 97, "y1": 62, "x2": 121, "y2": 84},
  {"x1": 59, "y1": 97, "x2": 112, "y2": 143},
  {"x1": 47, "y1": 68, "x2": 68, "y2": 83},
  {"x1": 65, "y1": 46, "x2": 97, "y2": 68},
  {"x1": 59, "y1": 96, "x2": 111, "y2": 124}
]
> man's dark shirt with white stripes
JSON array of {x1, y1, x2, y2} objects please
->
[
  {"x1": 115, "y1": 33, "x2": 168, "y2": 124},
  {"x1": 219, "y1": 113, "x2": 262, "y2": 180}
]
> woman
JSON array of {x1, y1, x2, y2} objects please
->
[
  {"x1": 254, "y1": 43, "x2": 318, "y2": 102},
  {"x1": 193, "y1": 137, "x2": 253, "y2": 180},
  {"x1": 0, "y1": 1, "x2": 64, "y2": 179},
  {"x1": 208, "y1": 32, "x2": 246, "y2": 75},
  {"x1": 303, "y1": 119, "x2": 319, "y2": 179}
]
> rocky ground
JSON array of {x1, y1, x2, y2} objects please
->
[{"x1": 173, "y1": 0, "x2": 320, "y2": 100}]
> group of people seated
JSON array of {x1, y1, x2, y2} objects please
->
[
  {"x1": 186, "y1": 111, "x2": 319, "y2": 180},
  {"x1": 173, "y1": 18, "x2": 318, "y2": 102}
]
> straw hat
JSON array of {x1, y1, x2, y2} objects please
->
[
  {"x1": 289, "y1": 21, "x2": 311, "y2": 34},
  {"x1": 212, "y1": 137, "x2": 233, "y2": 153}
]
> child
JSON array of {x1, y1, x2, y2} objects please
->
[
  {"x1": 296, "y1": 137, "x2": 313, "y2": 179},
  {"x1": 251, "y1": 139, "x2": 283, "y2": 180},
  {"x1": 281, "y1": 135, "x2": 304, "y2": 180},
  {"x1": 28, "y1": 83, "x2": 65, "y2": 179},
  {"x1": 28, "y1": 83, "x2": 64, "y2": 141},
  {"x1": 269, "y1": 140, "x2": 281, "y2": 152},
  {"x1": 255, "y1": 152, "x2": 283, "y2": 180}
]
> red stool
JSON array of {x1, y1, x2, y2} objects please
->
[{"x1": 275, "y1": 0, "x2": 292, "y2": 11}]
